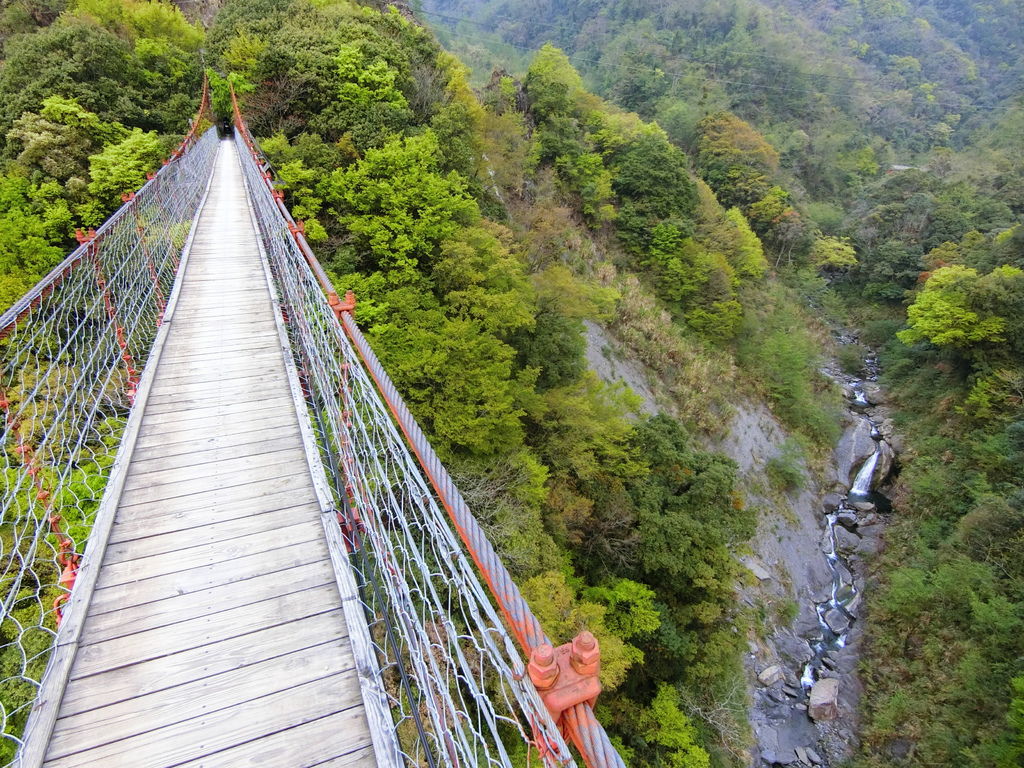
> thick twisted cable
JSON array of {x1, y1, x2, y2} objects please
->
[
  {"x1": 231, "y1": 89, "x2": 625, "y2": 768},
  {"x1": 342, "y1": 316, "x2": 627, "y2": 768},
  {"x1": 233, "y1": 127, "x2": 575, "y2": 766},
  {"x1": 339, "y1": 314, "x2": 549, "y2": 654}
]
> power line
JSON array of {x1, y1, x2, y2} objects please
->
[{"x1": 418, "y1": 7, "x2": 1004, "y2": 114}]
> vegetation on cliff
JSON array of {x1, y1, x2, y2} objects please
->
[{"x1": 3, "y1": 0, "x2": 1022, "y2": 764}]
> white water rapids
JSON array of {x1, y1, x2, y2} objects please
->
[{"x1": 801, "y1": 359, "x2": 890, "y2": 691}]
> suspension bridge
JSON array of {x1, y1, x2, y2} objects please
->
[{"x1": 0, "y1": 82, "x2": 627, "y2": 768}]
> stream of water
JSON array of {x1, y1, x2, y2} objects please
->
[{"x1": 801, "y1": 353, "x2": 891, "y2": 690}]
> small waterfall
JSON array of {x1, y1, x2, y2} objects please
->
[
  {"x1": 482, "y1": 153, "x2": 506, "y2": 205},
  {"x1": 850, "y1": 449, "x2": 879, "y2": 496}
]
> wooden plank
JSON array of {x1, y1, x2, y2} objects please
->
[
  {"x1": 72, "y1": 584, "x2": 343, "y2": 678},
  {"x1": 148, "y1": 352, "x2": 282, "y2": 379},
  {"x1": 44, "y1": 672, "x2": 368, "y2": 768},
  {"x1": 165, "y1": 313, "x2": 277, "y2": 331},
  {"x1": 127, "y1": 436, "x2": 302, "y2": 475},
  {"x1": 58, "y1": 611, "x2": 351, "y2": 718},
  {"x1": 174, "y1": 711, "x2": 374, "y2": 768},
  {"x1": 121, "y1": 446, "x2": 305, "y2": 490},
  {"x1": 156, "y1": 339, "x2": 288, "y2": 363},
  {"x1": 307, "y1": 746, "x2": 378, "y2": 768},
  {"x1": 129, "y1": 395, "x2": 295, "y2": 429},
  {"x1": 101, "y1": 503, "x2": 314, "y2": 564},
  {"x1": 109, "y1": 483, "x2": 316, "y2": 542},
  {"x1": 48, "y1": 640, "x2": 357, "y2": 758},
  {"x1": 171, "y1": 298, "x2": 269, "y2": 310},
  {"x1": 115, "y1": 472, "x2": 314, "y2": 522},
  {"x1": 161, "y1": 319, "x2": 279, "y2": 337},
  {"x1": 149, "y1": 363, "x2": 286, "y2": 386},
  {"x1": 147, "y1": 371, "x2": 289, "y2": 395},
  {"x1": 87, "y1": 559, "x2": 330, "y2": 635},
  {"x1": 166, "y1": 297, "x2": 270, "y2": 314},
  {"x1": 127, "y1": 423, "x2": 301, "y2": 464},
  {"x1": 116, "y1": 463, "x2": 308, "y2": 507},
  {"x1": 132, "y1": 411, "x2": 300, "y2": 450},
  {"x1": 179, "y1": 268, "x2": 266, "y2": 280},
  {"x1": 95, "y1": 521, "x2": 319, "y2": 588},
  {"x1": 159, "y1": 330, "x2": 280, "y2": 350},
  {"x1": 168, "y1": 311, "x2": 274, "y2": 327},
  {"x1": 144, "y1": 375, "x2": 291, "y2": 404},
  {"x1": 143, "y1": 386, "x2": 294, "y2": 414},
  {"x1": 89, "y1": 538, "x2": 327, "y2": 615}
]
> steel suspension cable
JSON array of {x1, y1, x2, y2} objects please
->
[{"x1": 231, "y1": 86, "x2": 627, "y2": 768}]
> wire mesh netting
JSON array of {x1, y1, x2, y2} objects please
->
[
  {"x1": 234, "y1": 128, "x2": 577, "y2": 767},
  {"x1": 0, "y1": 126, "x2": 218, "y2": 763}
]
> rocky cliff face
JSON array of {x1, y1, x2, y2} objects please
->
[
  {"x1": 582, "y1": 318, "x2": 892, "y2": 766},
  {"x1": 172, "y1": 0, "x2": 223, "y2": 25},
  {"x1": 737, "y1": 346, "x2": 898, "y2": 768}
]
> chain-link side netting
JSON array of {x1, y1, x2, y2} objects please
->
[
  {"x1": 0, "y1": 126, "x2": 218, "y2": 764},
  {"x1": 234, "y1": 128, "x2": 577, "y2": 768}
]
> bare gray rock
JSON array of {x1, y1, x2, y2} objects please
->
[
  {"x1": 823, "y1": 492, "x2": 843, "y2": 511},
  {"x1": 759, "y1": 665, "x2": 786, "y2": 686},
  {"x1": 863, "y1": 382, "x2": 886, "y2": 405},
  {"x1": 873, "y1": 440, "x2": 896, "y2": 488},
  {"x1": 809, "y1": 678, "x2": 841, "y2": 721},
  {"x1": 834, "y1": 526, "x2": 861, "y2": 555},
  {"x1": 858, "y1": 511, "x2": 882, "y2": 528},
  {"x1": 776, "y1": 630, "x2": 814, "y2": 665},
  {"x1": 744, "y1": 556, "x2": 773, "y2": 581},
  {"x1": 824, "y1": 607, "x2": 851, "y2": 634},
  {"x1": 845, "y1": 592, "x2": 863, "y2": 616},
  {"x1": 856, "y1": 531, "x2": 884, "y2": 557},
  {"x1": 584, "y1": 321, "x2": 659, "y2": 416},
  {"x1": 835, "y1": 419, "x2": 876, "y2": 486},
  {"x1": 835, "y1": 511, "x2": 859, "y2": 529}
]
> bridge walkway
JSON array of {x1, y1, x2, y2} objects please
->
[{"x1": 38, "y1": 139, "x2": 376, "y2": 767}]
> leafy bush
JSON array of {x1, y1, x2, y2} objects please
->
[{"x1": 765, "y1": 439, "x2": 806, "y2": 492}]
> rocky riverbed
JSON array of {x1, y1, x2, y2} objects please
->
[
  {"x1": 580, "y1": 316, "x2": 900, "y2": 766},
  {"x1": 743, "y1": 335, "x2": 900, "y2": 768}
]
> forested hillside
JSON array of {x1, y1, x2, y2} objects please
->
[
  {"x1": 205, "y1": 3, "x2": 817, "y2": 762},
  {"x1": 0, "y1": 0, "x2": 206, "y2": 307},
  {"x1": 1, "y1": 0, "x2": 1022, "y2": 766},
  {"x1": 422, "y1": 0, "x2": 1024, "y2": 766}
]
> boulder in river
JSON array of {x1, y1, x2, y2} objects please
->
[
  {"x1": 835, "y1": 419, "x2": 876, "y2": 487},
  {"x1": 872, "y1": 440, "x2": 896, "y2": 489},
  {"x1": 823, "y1": 492, "x2": 843, "y2": 512},
  {"x1": 834, "y1": 526, "x2": 861, "y2": 555},
  {"x1": 852, "y1": 500, "x2": 875, "y2": 513},
  {"x1": 823, "y1": 607, "x2": 851, "y2": 634},
  {"x1": 863, "y1": 382, "x2": 886, "y2": 405},
  {"x1": 808, "y1": 678, "x2": 840, "y2": 721},
  {"x1": 759, "y1": 665, "x2": 785, "y2": 686},
  {"x1": 835, "y1": 511, "x2": 859, "y2": 529}
]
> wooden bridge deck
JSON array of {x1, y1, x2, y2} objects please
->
[{"x1": 38, "y1": 140, "x2": 376, "y2": 767}]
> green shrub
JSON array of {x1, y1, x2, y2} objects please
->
[{"x1": 765, "y1": 439, "x2": 806, "y2": 492}]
